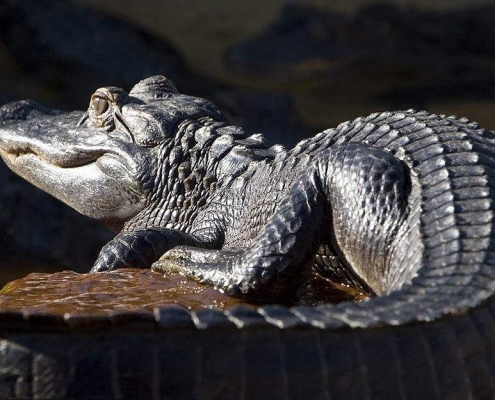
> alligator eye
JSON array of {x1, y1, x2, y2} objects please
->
[{"x1": 92, "y1": 96, "x2": 110, "y2": 116}]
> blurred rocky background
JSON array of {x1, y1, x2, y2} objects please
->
[{"x1": 0, "y1": 0, "x2": 494, "y2": 285}]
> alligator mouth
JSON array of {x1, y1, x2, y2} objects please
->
[
  {"x1": 0, "y1": 121, "x2": 137, "y2": 189},
  {"x1": 0, "y1": 147, "x2": 103, "y2": 190},
  {"x1": 0, "y1": 150, "x2": 32, "y2": 171},
  {"x1": 0, "y1": 147, "x2": 27, "y2": 161},
  {"x1": 0, "y1": 147, "x2": 39, "y2": 168},
  {"x1": 0, "y1": 145, "x2": 102, "y2": 170}
]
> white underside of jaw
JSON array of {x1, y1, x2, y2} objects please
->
[{"x1": 0, "y1": 149, "x2": 146, "y2": 222}]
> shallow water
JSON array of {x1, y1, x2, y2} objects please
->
[{"x1": 0, "y1": 269, "x2": 367, "y2": 315}]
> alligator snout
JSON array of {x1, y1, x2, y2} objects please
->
[{"x1": 0, "y1": 100, "x2": 101, "y2": 169}]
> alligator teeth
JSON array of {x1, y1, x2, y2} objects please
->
[{"x1": 5, "y1": 147, "x2": 31, "y2": 158}]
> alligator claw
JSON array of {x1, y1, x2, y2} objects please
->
[
  {"x1": 152, "y1": 246, "x2": 206, "y2": 277},
  {"x1": 152, "y1": 248, "x2": 190, "y2": 275}
]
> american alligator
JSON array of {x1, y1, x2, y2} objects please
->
[{"x1": 1, "y1": 75, "x2": 495, "y2": 399}]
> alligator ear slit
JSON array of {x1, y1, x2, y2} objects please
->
[
  {"x1": 76, "y1": 112, "x2": 89, "y2": 128},
  {"x1": 114, "y1": 110, "x2": 135, "y2": 143}
]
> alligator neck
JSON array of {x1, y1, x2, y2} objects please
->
[{"x1": 123, "y1": 118, "x2": 282, "y2": 232}]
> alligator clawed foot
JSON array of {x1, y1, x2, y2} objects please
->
[
  {"x1": 152, "y1": 246, "x2": 200, "y2": 276},
  {"x1": 152, "y1": 246, "x2": 243, "y2": 295}
]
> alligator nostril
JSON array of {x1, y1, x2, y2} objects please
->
[{"x1": 0, "y1": 100, "x2": 53, "y2": 123}]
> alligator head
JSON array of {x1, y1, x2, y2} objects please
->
[{"x1": 0, "y1": 75, "x2": 226, "y2": 231}]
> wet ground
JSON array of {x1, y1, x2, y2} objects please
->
[{"x1": 0, "y1": 269, "x2": 368, "y2": 314}]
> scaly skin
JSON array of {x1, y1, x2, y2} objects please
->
[{"x1": 2, "y1": 76, "x2": 495, "y2": 399}]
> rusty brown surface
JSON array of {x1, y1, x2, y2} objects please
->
[{"x1": 0, "y1": 269, "x2": 367, "y2": 315}]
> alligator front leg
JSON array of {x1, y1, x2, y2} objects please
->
[
  {"x1": 153, "y1": 169, "x2": 327, "y2": 302},
  {"x1": 91, "y1": 227, "x2": 214, "y2": 272}
]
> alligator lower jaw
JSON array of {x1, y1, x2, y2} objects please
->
[
  {"x1": 0, "y1": 145, "x2": 145, "y2": 223},
  {"x1": 0, "y1": 146, "x2": 104, "y2": 195}
]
